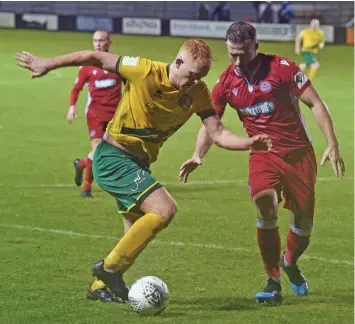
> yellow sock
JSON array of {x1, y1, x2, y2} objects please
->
[
  {"x1": 309, "y1": 66, "x2": 318, "y2": 81},
  {"x1": 90, "y1": 279, "x2": 106, "y2": 291},
  {"x1": 104, "y1": 213, "x2": 166, "y2": 272}
]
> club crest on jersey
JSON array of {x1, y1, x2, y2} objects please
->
[
  {"x1": 240, "y1": 101, "x2": 275, "y2": 117},
  {"x1": 178, "y1": 94, "x2": 193, "y2": 110},
  {"x1": 154, "y1": 89, "x2": 163, "y2": 98},
  {"x1": 294, "y1": 71, "x2": 308, "y2": 89},
  {"x1": 260, "y1": 81, "x2": 272, "y2": 93}
]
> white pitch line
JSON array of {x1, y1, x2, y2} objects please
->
[
  {"x1": 0, "y1": 224, "x2": 353, "y2": 266},
  {"x1": 12, "y1": 176, "x2": 354, "y2": 188}
]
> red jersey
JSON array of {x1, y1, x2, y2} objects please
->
[
  {"x1": 212, "y1": 54, "x2": 312, "y2": 156},
  {"x1": 70, "y1": 66, "x2": 122, "y2": 121}
]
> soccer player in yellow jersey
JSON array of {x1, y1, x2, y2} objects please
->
[
  {"x1": 295, "y1": 19, "x2": 325, "y2": 81},
  {"x1": 16, "y1": 40, "x2": 271, "y2": 303}
]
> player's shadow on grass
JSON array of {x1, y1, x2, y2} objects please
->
[
  {"x1": 283, "y1": 289, "x2": 354, "y2": 306},
  {"x1": 171, "y1": 296, "x2": 260, "y2": 312}
]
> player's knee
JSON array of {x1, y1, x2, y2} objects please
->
[
  {"x1": 254, "y1": 190, "x2": 278, "y2": 221},
  {"x1": 141, "y1": 189, "x2": 178, "y2": 226},
  {"x1": 311, "y1": 62, "x2": 320, "y2": 69},
  {"x1": 161, "y1": 199, "x2": 178, "y2": 226}
]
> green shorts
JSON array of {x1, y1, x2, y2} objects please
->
[
  {"x1": 301, "y1": 51, "x2": 318, "y2": 65},
  {"x1": 93, "y1": 140, "x2": 162, "y2": 215}
]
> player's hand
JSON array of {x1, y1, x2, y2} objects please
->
[
  {"x1": 249, "y1": 135, "x2": 272, "y2": 151},
  {"x1": 67, "y1": 105, "x2": 78, "y2": 124},
  {"x1": 320, "y1": 144, "x2": 345, "y2": 178},
  {"x1": 178, "y1": 156, "x2": 203, "y2": 183},
  {"x1": 15, "y1": 51, "x2": 50, "y2": 78}
]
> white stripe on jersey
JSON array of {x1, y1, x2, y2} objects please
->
[{"x1": 85, "y1": 92, "x2": 92, "y2": 116}]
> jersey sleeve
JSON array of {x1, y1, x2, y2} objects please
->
[
  {"x1": 70, "y1": 67, "x2": 88, "y2": 106},
  {"x1": 194, "y1": 82, "x2": 216, "y2": 120},
  {"x1": 212, "y1": 77, "x2": 227, "y2": 118},
  {"x1": 116, "y1": 56, "x2": 151, "y2": 83},
  {"x1": 279, "y1": 59, "x2": 311, "y2": 98}
]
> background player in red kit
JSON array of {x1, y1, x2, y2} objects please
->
[
  {"x1": 68, "y1": 30, "x2": 122, "y2": 198},
  {"x1": 179, "y1": 22, "x2": 345, "y2": 305}
]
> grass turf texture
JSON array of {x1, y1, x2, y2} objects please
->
[{"x1": 0, "y1": 29, "x2": 353, "y2": 324}]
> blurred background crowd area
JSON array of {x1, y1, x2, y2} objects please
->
[{"x1": 0, "y1": 1, "x2": 353, "y2": 27}]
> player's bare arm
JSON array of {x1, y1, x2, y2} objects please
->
[
  {"x1": 299, "y1": 85, "x2": 345, "y2": 178},
  {"x1": 16, "y1": 51, "x2": 120, "y2": 78},
  {"x1": 178, "y1": 115, "x2": 271, "y2": 182}
]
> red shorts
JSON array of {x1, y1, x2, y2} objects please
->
[
  {"x1": 86, "y1": 110, "x2": 112, "y2": 140},
  {"x1": 248, "y1": 145, "x2": 317, "y2": 217}
]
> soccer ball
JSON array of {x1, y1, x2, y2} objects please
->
[{"x1": 128, "y1": 276, "x2": 169, "y2": 316}]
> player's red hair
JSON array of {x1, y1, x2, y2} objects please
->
[{"x1": 181, "y1": 40, "x2": 213, "y2": 67}]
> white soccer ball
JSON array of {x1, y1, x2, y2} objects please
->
[{"x1": 128, "y1": 276, "x2": 169, "y2": 316}]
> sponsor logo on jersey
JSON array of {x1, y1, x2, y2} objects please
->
[
  {"x1": 260, "y1": 81, "x2": 272, "y2": 93},
  {"x1": 239, "y1": 101, "x2": 275, "y2": 117},
  {"x1": 178, "y1": 94, "x2": 193, "y2": 110},
  {"x1": 122, "y1": 56, "x2": 139, "y2": 66},
  {"x1": 94, "y1": 79, "x2": 117, "y2": 88}
]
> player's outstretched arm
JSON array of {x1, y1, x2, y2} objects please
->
[
  {"x1": 16, "y1": 51, "x2": 120, "y2": 78},
  {"x1": 178, "y1": 115, "x2": 271, "y2": 182},
  {"x1": 178, "y1": 125, "x2": 213, "y2": 183},
  {"x1": 299, "y1": 85, "x2": 345, "y2": 178},
  {"x1": 202, "y1": 115, "x2": 271, "y2": 151}
]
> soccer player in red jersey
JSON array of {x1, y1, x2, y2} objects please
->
[
  {"x1": 179, "y1": 22, "x2": 345, "y2": 305},
  {"x1": 68, "y1": 30, "x2": 123, "y2": 198}
]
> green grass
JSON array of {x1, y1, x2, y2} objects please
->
[{"x1": 0, "y1": 29, "x2": 353, "y2": 324}]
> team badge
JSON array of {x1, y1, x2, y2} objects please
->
[
  {"x1": 178, "y1": 94, "x2": 193, "y2": 110},
  {"x1": 294, "y1": 71, "x2": 308, "y2": 89},
  {"x1": 260, "y1": 81, "x2": 272, "y2": 93},
  {"x1": 154, "y1": 89, "x2": 163, "y2": 98}
]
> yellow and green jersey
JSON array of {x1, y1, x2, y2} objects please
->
[
  {"x1": 107, "y1": 56, "x2": 215, "y2": 163},
  {"x1": 300, "y1": 28, "x2": 325, "y2": 54}
]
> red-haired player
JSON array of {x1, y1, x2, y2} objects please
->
[{"x1": 68, "y1": 30, "x2": 123, "y2": 198}]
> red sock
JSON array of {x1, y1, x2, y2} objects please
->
[
  {"x1": 285, "y1": 229, "x2": 310, "y2": 264},
  {"x1": 257, "y1": 227, "x2": 281, "y2": 278},
  {"x1": 83, "y1": 158, "x2": 93, "y2": 191},
  {"x1": 78, "y1": 158, "x2": 88, "y2": 170}
]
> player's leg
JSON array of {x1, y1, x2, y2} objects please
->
[
  {"x1": 281, "y1": 146, "x2": 317, "y2": 296},
  {"x1": 248, "y1": 153, "x2": 282, "y2": 305},
  {"x1": 81, "y1": 138, "x2": 101, "y2": 198},
  {"x1": 80, "y1": 116, "x2": 107, "y2": 197},
  {"x1": 308, "y1": 61, "x2": 320, "y2": 81},
  {"x1": 299, "y1": 63, "x2": 307, "y2": 72},
  {"x1": 253, "y1": 189, "x2": 282, "y2": 305},
  {"x1": 97, "y1": 188, "x2": 177, "y2": 295},
  {"x1": 87, "y1": 211, "x2": 140, "y2": 302},
  {"x1": 299, "y1": 52, "x2": 308, "y2": 73},
  {"x1": 90, "y1": 140, "x2": 176, "y2": 302}
]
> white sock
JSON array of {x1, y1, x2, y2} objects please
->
[
  {"x1": 271, "y1": 277, "x2": 281, "y2": 284},
  {"x1": 283, "y1": 254, "x2": 294, "y2": 267}
]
